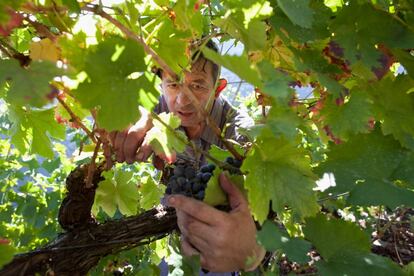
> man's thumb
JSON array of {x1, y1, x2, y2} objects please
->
[{"x1": 219, "y1": 172, "x2": 247, "y2": 211}]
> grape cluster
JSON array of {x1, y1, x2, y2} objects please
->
[
  {"x1": 165, "y1": 157, "x2": 243, "y2": 200},
  {"x1": 224, "y1": 156, "x2": 243, "y2": 174},
  {"x1": 165, "y1": 163, "x2": 216, "y2": 200}
]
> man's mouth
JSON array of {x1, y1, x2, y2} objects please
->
[{"x1": 177, "y1": 111, "x2": 195, "y2": 118}]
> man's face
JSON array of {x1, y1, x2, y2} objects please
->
[{"x1": 161, "y1": 58, "x2": 216, "y2": 128}]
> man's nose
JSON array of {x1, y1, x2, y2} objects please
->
[{"x1": 176, "y1": 87, "x2": 192, "y2": 106}]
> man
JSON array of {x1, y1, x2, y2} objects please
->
[{"x1": 109, "y1": 40, "x2": 266, "y2": 273}]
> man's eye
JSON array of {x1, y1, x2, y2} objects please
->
[
  {"x1": 168, "y1": 83, "x2": 179, "y2": 89},
  {"x1": 191, "y1": 83, "x2": 205, "y2": 91}
]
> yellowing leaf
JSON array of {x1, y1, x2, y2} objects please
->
[{"x1": 30, "y1": 38, "x2": 60, "y2": 62}]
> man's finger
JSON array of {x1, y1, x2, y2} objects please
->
[
  {"x1": 180, "y1": 236, "x2": 199, "y2": 257},
  {"x1": 167, "y1": 195, "x2": 225, "y2": 225},
  {"x1": 108, "y1": 131, "x2": 117, "y2": 145},
  {"x1": 114, "y1": 131, "x2": 128, "y2": 162},
  {"x1": 153, "y1": 155, "x2": 165, "y2": 170},
  {"x1": 219, "y1": 172, "x2": 248, "y2": 212},
  {"x1": 157, "y1": 151, "x2": 177, "y2": 164},
  {"x1": 135, "y1": 137, "x2": 153, "y2": 162},
  {"x1": 123, "y1": 131, "x2": 145, "y2": 164},
  {"x1": 176, "y1": 210, "x2": 211, "y2": 250}
]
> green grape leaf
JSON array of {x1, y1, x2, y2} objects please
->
[
  {"x1": 74, "y1": 36, "x2": 148, "y2": 131},
  {"x1": 269, "y1": 2, "x2": 330, "y2": 43},
  {"x1": 304, "y1": 214, "x2": 370, "y2": 260},
  {"x1": 94, "y1": 170, "x2": 139, "y2": 217},
  {"x1": 203, "y1": 48, "x2": 261, "y2": 87},
  {"x1": 391, "y1": 151, "x2": 414, "y2": 189},
  {"x1": 404, "y1": 262, "x2": 414, "y2": 276},
  {"x1": 59, "y1": 31, "x2": 88, "y2": 73},
  {"x1": 0, "y1": 59, "x2": 62, "y2": 107},
  {"x1": 266, "y1": 103, "x2": 301, "y2": 139},
  {"x1": 204, "y1": 167, "x2": 227, "y2": 206},
  {"x1": 317, "y1": 252, "x2": 404, "y2": 276},
  {"x1": 243, "y1": 128, "x2": 319, "y2": 223},
  {"x1": 9, "y1": 107, "x2": 65, "y2": 158},
  {"x1": 318, "y1": 128, "x2": 414, "y2": 208},
  {"x1": 257, "y1": 61, "x2": 294, "y2": 101},
  {"x1": 276, "y1": 0, "x2": 314, "y2": 29},
  {"x1": 61, "y1": 0, "x2": 81, "y2": 13},
  {"x1": 146, "y1": 112, "x2": 187, "y2": 161},
  {"x1": 321, "y1": 90, "x2": 374, "y2": 140},
  {"x1": 152, "y1": 20, "x2": 190, "y2": 75},
  {"x1": 207, "y1": 145, "x2": 244, "y2": 163},
  {"x1": 257, "y1": 220, "x2": 311, "y2": 264},
  {"x1": 330, "y1": 3, "x2": 414, "y2": 67},
  {"x1": 208, "y1": 145, "x2": 233, "y2": 161},
  {"x1": 214, "y1": 13, "x2": 267, "y2": 51},
  {"x1": 139, "y1": 175, "x2": 164, "y2": 210},
  {"x1": 368, "y1": 75, "x2": 414, "y2": 150},
  {"x1": 347, "y1": 179, "x2": 414, "y2": 208},
  {"x1": 167, "y1": 243, "x2": 201, "y2": 276},
  {"x1": 0, "y1": 242, "x2": 15, "y2": 269}
]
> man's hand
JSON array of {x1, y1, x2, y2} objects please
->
[
  {"x1": 108, "y1": 106, "x2": 154, "y2": 164},
  {"x1": 167, "y1": 173, "x2": 265, "y2": 272}
]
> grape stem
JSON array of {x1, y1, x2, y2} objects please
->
[
  {"x1": 85, "y1": 140, "x2": 101, "y2": 188},
  {"x1": 0, "y1": 38, "x2": 31, "y2": 66},
  {"x1": 24, "y1": 16, "x2": 57, "y2": 42},
  {"x1": 56, "y1": 96, "x2": 99, "y2": 144}
]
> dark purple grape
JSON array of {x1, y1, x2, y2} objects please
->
[
  {"x1": 174, "y1": 165, "x2": 185, "y2": 177},
  {"x1": 165, "y1": 186, "x2": 172, "y2": 194},
  {"x1": 172, "y1": 184, "x2": 181, "y2": 193},
  {"x1": 233, "y1": 159, "x2": 242, "y2": 168},
  {"x1": 192, "y1": 181, "x2": 203, "y2": 193},
  {"x1": 206, "y1": 163, "x2": 216, "y2": 172},
  {"x1": 200, "y1": 165, "x2": 210, "y2": 173},
  {"x1": 177, "y1": 177, "x2": 186, "y2": 186},
  {"x1": 195, "y1": 172, "x2": 203, "y2": 180},
  {"x1": 184, "y1": 166, "x2": 196, "y2": 179},
  {"x1": 225, "y1": 156, "x2": 234, "y2": 165},
  {"x1": 184, "y1": 181, "x2": 192, "y2": 191},
  {"x1": 201, "y1": 172, "x2": 212, "y2": 183},
  {"x1": 195, "y1": 190, "x2": 205, "y2": 200}
]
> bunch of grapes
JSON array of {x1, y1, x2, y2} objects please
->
[{"x1": 165, "y1": 157, "x2": 243, "y2": 200}]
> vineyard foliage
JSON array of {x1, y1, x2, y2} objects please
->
[{"x1": 0, "y1": 0, "x2": 414, "y2": 274}]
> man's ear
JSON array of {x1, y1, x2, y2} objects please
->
[{"x1": 215, "y1": 78, "x2": 227, "y2": 98}]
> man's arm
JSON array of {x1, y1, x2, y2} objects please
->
[{"x1": 166, "y1": 173, "x2": 266, "y2": 272}]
